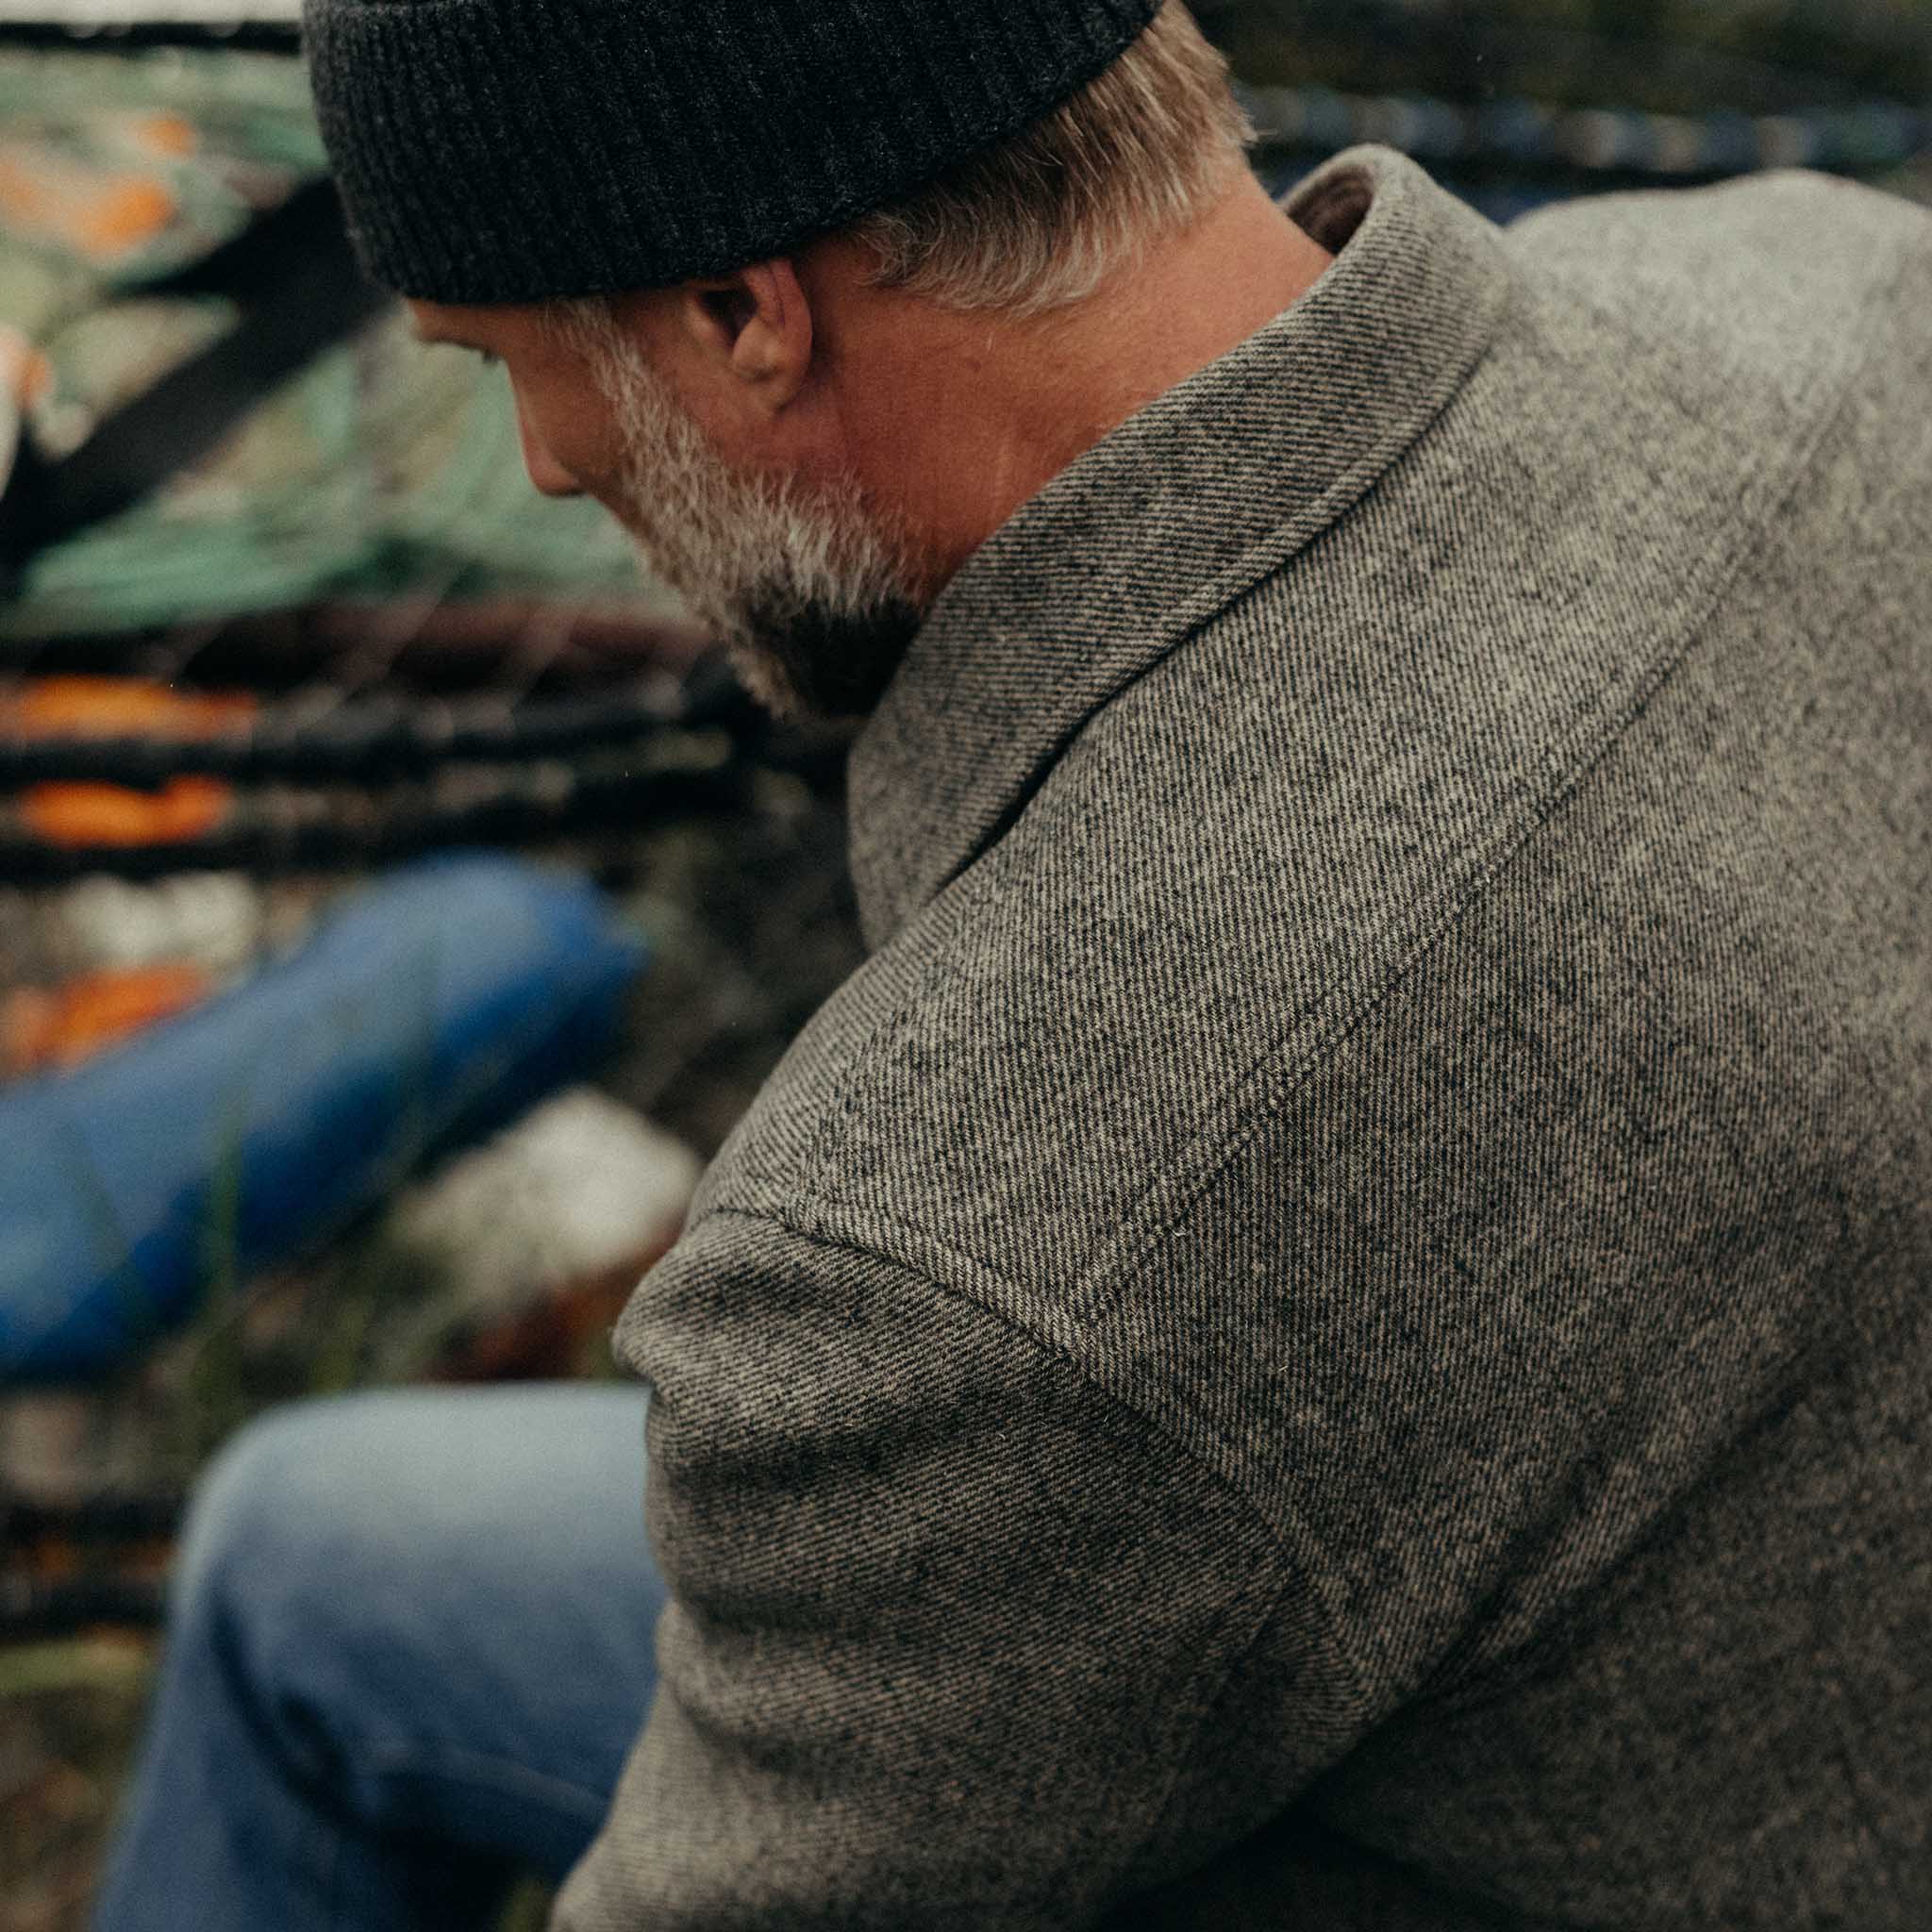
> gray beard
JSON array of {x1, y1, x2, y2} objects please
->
[{"x1": 588, "y1": 335, "x2": 924, "y2": 722}]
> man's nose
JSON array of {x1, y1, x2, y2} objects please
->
[{"x1": 514, "y1": 400, "x2": 583, "y2": 499}]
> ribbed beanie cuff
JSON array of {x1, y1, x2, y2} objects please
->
[{"x1": 303, "y1": 0, "x2": 1164, "y2": 304}]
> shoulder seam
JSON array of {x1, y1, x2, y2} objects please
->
[{"x1": 694, "y1": 1199, "x2": 1382, "y2": 1736}]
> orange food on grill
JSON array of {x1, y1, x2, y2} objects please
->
[
  {"x1": 4, "y1": 676, "x2": 256, "y2": 740},
  {"x1": 4, "y1": 681, "x2": 254, "y2": 847},
  {"x1": 1, "y1": 962, "x2": 214, "y2": 1076},
  {"x1": 21, "y1": 776, "x2": 233, "y2": 849}
]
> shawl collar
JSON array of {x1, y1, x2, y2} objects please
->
[{"x1": 847, "y1": 144, "x2": 1518, "y2": 950}]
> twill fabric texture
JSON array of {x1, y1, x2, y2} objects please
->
[
  {"x1": 553, "y1": 148, "x2": 1932, "y2": 1930},
  {"x1": 301, "y1": 0, "x2": 1161, "y2": 303}
]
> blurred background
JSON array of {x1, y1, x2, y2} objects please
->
[{"x1": 0, "y1": 3, "x2": 1927, "y2": 1925}]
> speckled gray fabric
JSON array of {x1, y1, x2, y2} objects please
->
[{"x1": 553, "y1": 147, "x2": 1932, "y2": 1931}]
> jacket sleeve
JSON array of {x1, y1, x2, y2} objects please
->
[{"x1": 548, "y1": 1207, "x2": 1342, "y2": 1931}]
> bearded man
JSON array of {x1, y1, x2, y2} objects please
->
[{"x1": 96, "y1": 4, "x2": 1932, "y2": 1929}]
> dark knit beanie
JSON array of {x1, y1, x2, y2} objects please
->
[{"x1": 303, "y1": 0, "x2": 1165, "y2": 305}]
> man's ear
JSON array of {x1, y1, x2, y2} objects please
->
[{"x1": 675, "y1": 259, "x2": 812, "y2": 413}]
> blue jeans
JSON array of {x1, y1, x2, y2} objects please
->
[{"x1": 92, "y1": 1385, "x2": 662, "y2": 1931}]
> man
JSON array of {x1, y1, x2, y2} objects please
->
[{"x1": 97, "y1": 2, "x2": 1932, "y2": 1927}]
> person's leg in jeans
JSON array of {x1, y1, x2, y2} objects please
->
[{"x1": 93, "y1": 1382, "x2": 662, "y2": 1932}]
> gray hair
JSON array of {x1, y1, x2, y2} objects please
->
[{"x1": 854, "y1": 1, "x2": 1254, "y2": 317}]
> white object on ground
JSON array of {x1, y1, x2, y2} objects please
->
[
  {"x1": 57, "y1": 873, "x2": 264, "y2": 975},
  {"x1": 389, "y1": 1086, "x2": 702, "y2": 1320}
]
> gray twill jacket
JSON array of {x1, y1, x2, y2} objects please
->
[{"x1": 555, "y1": 147, "x2": 1932, "y2": 1930}]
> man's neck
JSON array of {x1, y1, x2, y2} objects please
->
[{"x1": 807, "y1": 167, "x2": 1336, "y2": 601}]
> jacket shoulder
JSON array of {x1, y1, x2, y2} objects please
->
[{"x1": 1503, "y1": 166, "x2": 1930, "y2": 369}]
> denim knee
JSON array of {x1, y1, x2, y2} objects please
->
[
  {"x1": 173, "y1": 1399, "x2": 352, "y2": 1619},
  {"x1": 165, "y1": 1398, "x2": 400, "y2": 1782}
]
